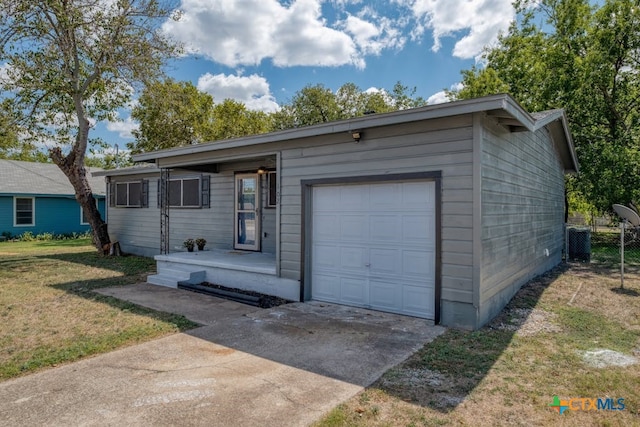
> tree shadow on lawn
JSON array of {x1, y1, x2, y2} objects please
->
[
  {"x1": 371, "y1": 266, "x2": 565, "y2": 413},
  {"x1": 49, "y1": 275, "x2": 197, "y2": 330},
  {"x1": 611, "y1": 287, "x2": 640, "y2": 297},
  {"x1": 41, "y1": 252, "x2": 195, "y2": 328},
  {"x1": 40, "y1": 251, "x2": 156, "y2": 287}
]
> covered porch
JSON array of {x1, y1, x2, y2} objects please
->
[{"x1": 147, "y1": 248, "x2": 300, "y2": 301}]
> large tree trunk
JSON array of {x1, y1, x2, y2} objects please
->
[{"x1": 50, "y1": 140, "x2": 111, "y2": 253}]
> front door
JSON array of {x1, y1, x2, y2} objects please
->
[{"x1": 234, "y1": 174, "x2": 260, "y2": 251}]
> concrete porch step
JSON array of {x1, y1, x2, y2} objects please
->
[{"x1": 147, "y1": 269, "x2": 206, "y2": 289}]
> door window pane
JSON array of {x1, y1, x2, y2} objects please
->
[
  {"x1": 237, "y1": 178, "x2": 256, "y2": 210},
  {"x1": 237, "y1": 212, "x2": 256, "y2": 245}
]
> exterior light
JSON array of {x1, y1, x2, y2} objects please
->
[{"x1": 351, "y1": 130, "x2": 361, "y2": 143}]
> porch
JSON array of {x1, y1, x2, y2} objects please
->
[{"x1": 146, "y1": 249, "x2": 300, "y2": 301}]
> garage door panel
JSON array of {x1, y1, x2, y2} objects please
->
[
  {"x1": 403, "y1": 181, "x2": 434, "y2": 209},
  {"x1": 341, "y1": 215, "x2": 368, "y2": 241},
  {"x1": 339, "y1": 185, "x2": 368, "y2": 210},
  {"x1": 403, "y1": 285, "x2": 434, "y2": 317},
  {"x1": 312, "y1": 273, "x2": 341, "y2": 301},
  {"x1": 402, "y1": 249, "x2": 434, "y2": 278},
  {"x1": 313, "y1": 186, "x2": 341, "y2": 211},
  {"x1": 313, "y1": 214, "x2": 340, "y2": 241},
  {"x1": 313, "y1": 244, "x2": 340, "y2": 269},
  {"x1": 312, "y1": 181, "x2": 436, "y2": 320},
  {"x1": 369, "y1": 215, "x2": 402, "y2": 243},
  {"x1": 369, "y1": 280, "x2": 401, "y2": 310},
  {"x1": 340, "y1": 277, "x2": 367, "y2": 305},
  {"x1": 339, "y1": 246, "x2": 368, "y2": 273},
  {"x1": 402, "y1": 215, "x2": 433, "y2": 244},
  {"x1": 369, "y1": 248, "x2": 400, "y2": 275},
  {"x1": 370, "y1": 183, "x2": 402, "y2": 209}
]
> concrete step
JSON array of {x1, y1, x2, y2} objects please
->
[
  {"x1": 147, "y1": 270, "x2": 206, "y2": 288},
  {"x1": 147, "y1": 274, "x2": 180, "y2": 288}
]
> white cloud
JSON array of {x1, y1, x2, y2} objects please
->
[
  {"x1": 426, "y1": 91, "x2": 448, "y2": 105},
  {"x1": 164, "y1": 0, "x2": 362, "y2": 68},
  {"x1": 106, "y1": 116, "x2": 138, "y2": 139},
  {"x1": 427, "y1": 82, "x2": 463, "y2": 105},
  {"x1": 400, "y1": 0, "x2": 515, "y2": 59},
  {"x1": 340, "y1": 8, "x2": 406, "y2": 56},
  {"x1": 163, "y1": 0, "x2": 511, "y2": 69},
  {"x1": 197, "y1": 73, "x2": 279, "y2": 113}
]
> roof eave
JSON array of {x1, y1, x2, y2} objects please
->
[
  {"x1": 132, "y1": 94, "x2": 535, "y2": 163},
  {"x1": 533, "y1": 110, "x2": 579, "y2": 173}
]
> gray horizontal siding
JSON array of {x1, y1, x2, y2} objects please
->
[
  {"x1": 479, "y1": 119, "x2": 565, "y2": 326},
  {"x1": 106, "y1": 159, "x2": 277, "y2": 257},
  {"x1": 278, "y1": 116, "x2": 475, "y2": 296}
]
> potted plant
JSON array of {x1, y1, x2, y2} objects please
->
[
  {"x1": 196, "y1": 237, "x2": 207, "y2": 251},
  {"x1": 183, "y1": 238, "x2": 195, "y2": 252}
]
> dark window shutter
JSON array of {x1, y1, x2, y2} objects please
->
[
  {"x1": 201, "y1": 175, "x2": 210, "y2": 208},
  {"x1": 141, "y1": 179, "x2": 149, "y2": 208},
  {"x1": 109, "y1": 182, "x2": 115, "y2": 207}
]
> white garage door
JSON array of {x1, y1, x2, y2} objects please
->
[{"x1": 311, "y1": 181, "x2": 436, "y2": 319}]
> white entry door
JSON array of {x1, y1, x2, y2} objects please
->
[
  {"x1": 311, "y1": 181, "x2": 436, "y2": 319},
  {"x1": 235, "y1": 174, "x2": 260, "y2": 251}
]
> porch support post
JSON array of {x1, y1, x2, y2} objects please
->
[{"x1": 160, "y1": 168, "x2": 170, "y2": 254}]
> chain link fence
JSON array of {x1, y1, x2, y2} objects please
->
[{"x1": 566, "y1": 213, "x2": 640, "y2": 269}]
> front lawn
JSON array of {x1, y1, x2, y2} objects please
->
[
  {"x1": 0, "y1": 239, "x2": 197, "y2": 380},
  {"x1": 316, "y1": 263, "x2": 640, "y2": 426}
]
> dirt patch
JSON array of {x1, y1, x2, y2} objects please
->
[
  {"x1": 492, "y1": 308, "x2": 562, "y2": 336},
  {"x1": 580, "y1": 348, "x2": 639, "y2": 368},
  {"x1": 376, "y1": 366, "x2": 471, "y2": 410}
]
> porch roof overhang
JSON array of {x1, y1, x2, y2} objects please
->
[{"x1": 129, "y1": 93, "x2": 578, "y2": 174}]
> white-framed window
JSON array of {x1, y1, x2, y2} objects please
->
[
  {"x1": 81, "y1": 199, "x2": 99, "y2": 225},
  {"x1": 14, "y1": 197, "x2": 34, "y2": 226},
  {"x1": 110, "y1": 180, "x2": 148, "y2": 208},
  {"x1": 267, "y1": 171, "x2": 277, "y2": 208}
]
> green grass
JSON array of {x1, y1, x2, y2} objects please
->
[
  {"x1": 315, "y1": 265, "x2": 640, "y2": 426},
  {"x1": 0, "y1": 239, "x2": 198, "y2": 380},
  {"x1": 591, "y1": 231, "x2": 640, "y2": 267}
]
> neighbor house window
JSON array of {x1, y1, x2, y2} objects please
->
[
  {"x1": 14, "y1": 197, "x2": 34, "y2": 226},
  {"x1": 81, "y1": 199, "x2": 99, "y2": 225},
  {"x1": 267, "y1": 171, "x2": 277, "y2": 207},
  {"x1": 110, "y1": 180, "x2": 148, "y2": 208},
  {"x1": 158, "y1": 175, "x2": 210, "y2": 208}
]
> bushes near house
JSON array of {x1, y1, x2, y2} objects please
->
[{"x1": 0, "y1": 230, "x2": 93, "y2": 242}]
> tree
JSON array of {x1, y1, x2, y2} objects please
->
[
  {"x1": 0, "y1": 0, "x2": 179, "y2": 251},
  {"x1": 450, "y1": 0, "x2": 640, "y2": 213},
  {"x1": 210, "y1": 99, "x2": 270, "y2": 141},
  {"x1": 445, "y1": 67, "x2": 510, "y2": 100},
  {"x1": 129, "y1": 78, "x2": 215, "y2": 154},
  {"x1": 271, "y1": 82, "x2": 425, "y2": 130}
]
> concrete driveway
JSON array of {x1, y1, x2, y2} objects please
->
[{"x1": 0, "y1": 284, "x2": 445, "y2": 426}]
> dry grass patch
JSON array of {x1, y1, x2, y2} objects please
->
[
  {"x1": 316, "y1": 264, "x2": 640, "y2": 427},
  {"x1": 0, "y1": 239, "x2": 197, "y2": 380}
]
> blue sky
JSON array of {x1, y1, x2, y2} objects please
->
[{"x1": 100, "y1": 0, "x2": 517, "y2": 150}]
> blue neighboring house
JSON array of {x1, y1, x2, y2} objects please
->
[{"x1": 0, "y1": 160, "x2": 106, "y2": 238}]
